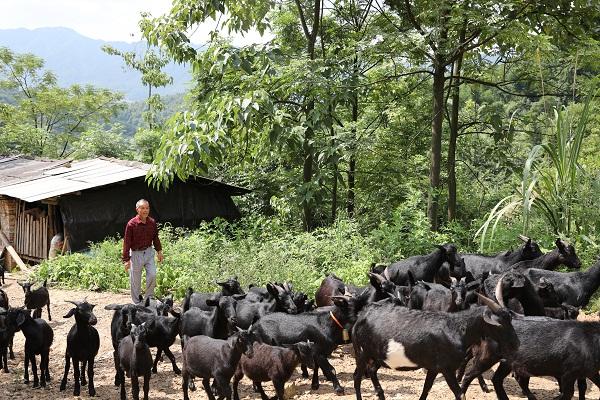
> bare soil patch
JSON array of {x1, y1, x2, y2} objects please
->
[{"x1": 0, "y1": 272, "x2": 597, "y2": 399}]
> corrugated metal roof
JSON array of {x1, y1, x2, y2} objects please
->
[
  {"x1": 0, "y1": 156, "x2": 71, "y2": 185},
  {"x1": 0, "y1": 158, "x2": 148, "y2": 202}
]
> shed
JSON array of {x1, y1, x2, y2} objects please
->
[{"x1": 0, "y1": 156, "x2": 249, "y2": 268}]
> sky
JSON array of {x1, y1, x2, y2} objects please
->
[{"x1": 0, "y1": 0, "x2": 271, "y2": 45}]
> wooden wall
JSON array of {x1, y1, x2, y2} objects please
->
[{"x1": 0, "y1": 196, "x2": 18, "y2": 268}]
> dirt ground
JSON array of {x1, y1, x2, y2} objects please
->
[{"x1": 0, "y1": 271, "x2": 598, "y2": 400}]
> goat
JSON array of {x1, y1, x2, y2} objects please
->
[
  {"x1": 407, "y1": 280, "x2": 459, "y2": 312},
  {"x1": 483, "y1": 271, "x2": 546, "y2": 316},
  {"x1": 510, "y1": 238, "x2": 581, "y2": 271},
  {"x1": 461, "y1": 236, "x2": 542, "y2": 278},
  {"x1": 181, "y1": 295, "x2": 239, "y2": 343},
  {"x1": 250, "y1": 295, "x2": 363, "y2": 395},
  {"x1": 350, "y1": 281, "x2": 517, "y2": 400},
  {"x1": 0, "y1": 307, "x2": 15, "y2": 372},
  {"x1": 181, "y1": 329, "x2": 255, "y2": 400},
  {"x1": 490, "y1": 317, "x2": 600, "y2": 400},
  {"x1": 235, "y1": 283, "x2": 298, "y2": 329},
  {"x1": 315, "y1": 272, "x2": 397, "y2": 307},
  {"x1": 232, "y1": 341, "x2": 316, "y2": 400},
  {"x1": 118, "y1": 322, "x2": 152, "y2": 400},
  {"x1": 142, "y1": 294, "x2": 174, "y2": 316},
  {"x1": 0, "y1": 263, "x2": 5, "y2": 286},
  {"x1": 6, "y1": 307, "x2": 54, "y2": 387},
  {"x1": 523, "y1": 258, "x2": 600, "y2": 307},
  {"x1": 182, "y1": 277, "x2": 245, "y2": 312},
  {"x1": 0, "y1": 287, "x2": 8, "y2": 309},
  {"x1": 60, "y1": 300, "x2": 100, "y2": 396},
  {"x1": 19, "y1": 279, "x2": 51, "y2": 320},
  {"x1": 105, "y1": 303, "x2": 154, "y2": 386},
  {"x1": 384, "y1": 244, "x2": 465, "y2": 286}
]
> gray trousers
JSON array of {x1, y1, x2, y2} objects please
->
[{"x1": 129, "y1": 248, "x2": 157, "y2": 304}]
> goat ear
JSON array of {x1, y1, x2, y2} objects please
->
[
  {"x1": 266, "y1": 283, "x2": 280, "y2": 296},
  {"x1": 465, "y1": 271, "x2": 475, "y2": 283},
  {"x1": 555, "y1": 238, "x2": 567, "y2": 253},
  {"x1": 206, "y1": 299, "x2": 219, "y2": 307},
  {"x1": 16, "y1": 312, "x2": 26, "y2": 327},
  {"x1": 63, "y1": 308, "x2": 77, "y2": 319},
  {"x1": 482, "y1": 308, "x2": 502, "y2": 327},
  {"x1": 407, "y1": 270, "x2": 416, "y2": 287},
  {"x1": 104, "y1": 304, "x2": 124, "y2": 311}
]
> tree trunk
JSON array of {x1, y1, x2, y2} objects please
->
[
  {"x1": 447, "y1": 51, "x2": 463, "y2": 222},
  {"x1": 427, "y1": 61, "x2": 446, "y2": 231},
  {"x1": 331, "y1": 135, "x2": 338, "y2": 221},
  {"x1": 347, "y1": 93, "x2": 358, "y2": 218}
]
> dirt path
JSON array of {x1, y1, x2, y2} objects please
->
[{"x1": 0, "y1": 272, "x2": 597, "y2": 400}]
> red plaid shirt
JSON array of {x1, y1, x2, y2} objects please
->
[{"x1": 122, "y1": 215, "x2": 162, "y2": 262}]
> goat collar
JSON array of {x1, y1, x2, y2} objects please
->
[{"x1": 329, "y1": 311, "x2": 345, "y2": 330}]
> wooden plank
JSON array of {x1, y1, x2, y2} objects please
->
[{"x1": 0, "y1": 230, "x2": 31, "y2": 272}]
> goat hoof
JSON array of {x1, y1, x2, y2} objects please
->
[
  {"x1": 152, "y1": 367, "x2": 157, "y2": 374},
  {"x1": 301, "y1": 372, "x2": 309, "y2": 378},
  {"x1": 60, "y1": 382, "x2": 66, "y2": 391},
  {"x1": 81, "y1": 379, "x2": 87, "y2": 385},
  {"x1": 32, "y1": 381, "x2": 39, "y2": 388},
  {"x1": 2, "y1": 368, "x2": 9, "y2": 373},
  {"x1": 334, "y1": 387, "x2": 345, "y2": 395},
  {"x1": 23, "y1": 379, "x2": 30, "y2": 384},
  {"x1": 174, "y1": 367, "x2": 181, "y2": 375},
  {"x1": 74, "y1": 388, "x2": 80, "y2": 396},
  {"x1": 311, "y1": 383, "x2": 319, "y2": 390},
  {"x1": 89, "y1": 387, "x2": 96, "y2": 396}
]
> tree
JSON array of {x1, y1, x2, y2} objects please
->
[
  {"x1": 102, "y1": 45, "x2": 173, "y2": 129},
  {"x1": 0, "y1": 47, "x2": 124, "y2": 157}
]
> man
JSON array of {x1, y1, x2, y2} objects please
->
[
  {"x1": 48, "y1": 233, "x2": 64, "y2": 259},
  {"x1": 122, "y1": 199, "x2": 164, "y2": 304}
]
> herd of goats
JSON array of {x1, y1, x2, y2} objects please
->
[{"x1": 1, "y1": 235, "x2": 600, "y2": 400}]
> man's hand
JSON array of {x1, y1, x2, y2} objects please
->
[
  {"x1": 157, "y1": 251, "x2": 164, "y2": 263},
  {"x1": 124, "y1": 260, "x2": 131, "y2": 272}
]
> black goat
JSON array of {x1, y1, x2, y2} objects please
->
[
  {"x1": 510, "y1": 238, "x2": 581, "y2": 271},
  {"x1": 315, "y1": 272, "x2": 396, "y2": 307},
  {"x1": 60, "y1": 300, "x2": 100, "y2": 396},
  {"x1": 461, "y1": 236, "x2": 542, "y2": 278},
  {"x1": 182, "y1": 277, "x2": 245, "y2": 312},
  {"x1": 524, "y1": 258, "x2": 600, "y2": 307},
  {"x1": 143, "y1": 294, "x2": 174, "y2": 316},
  {"x1": 19, "y1": 279, "x2": 51, "y2": 320},
  {"x1": 6, "y1": 307, "x2": 54, "y2": 387},
  {"x1": 350, "y1": 283, "x2": 517, "y2": 400},
  {"x1": 181, "y1": 295, "x2": 239, "y2": 343},
  {"x1": 0, "y1": 307, "x2": 15, "y2": 372},
  {"x1": 384, "y1": 244, "x2": 464, "y2": 285},
  {"x1": 0, "y1": 287, "x2": 8, "y2": 309},
  {"x1": 105, "y1": 303, "x2": 154, "y2": 386},
  {"x1": 235, "y1": 283, "x2": 298, "y2": 329},
  {"x1": 118, "y1": 322, "x2": 152, "y2": 400},
  {"x1": 232, "y1": 341, "x2": 316, "y2": 400},
  {"x1": 490, "y1": 317, "x2": 600, "y2": 400},
  {"x1": 407, "y1": 280, "x2": 459, "y2": 312},
  {"x1": 251, "y1": 297, "x2": 360, "y2": 395},
  {"x1": 182, "y1": 329, "x2": 255, "y2": 400},
  {"x1": 544, "y1": 304, "x2": 580, "y2": 320},
  {"x1": 483, "y1": 271, "x2": 546, "y2": 316}
]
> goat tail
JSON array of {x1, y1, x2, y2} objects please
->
[{"x1": 43, "y1": 279, "x2": 48, "y2": 287}]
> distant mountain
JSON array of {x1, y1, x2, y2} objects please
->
[{"x1": 0, "y1": 27, "x2": 192, "y2": 100}]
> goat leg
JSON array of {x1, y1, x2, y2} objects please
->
[
  {"x1": 88, "y1": 358, "x2": 96, "y2": 396},
  {"x1": 182, "y1": 371, "x2": 190, "y2": 400},
  {"x1": 73, "y1": 359, "x2": 81, "y2": 396},
  {"x1": 515, "y1": 374, "x2": 536, "y2": 400},
  {"x1": 369, "y1": 364, "x2": 385, "y2": 400},
  {"x1": 442, "y1": 370, "x2": 465, "y2": 400},
  {"x1": 23, "y1": 352, "x2": 30, "y2": 384},
  {"x1": 152, "y1": 349, "x2": 162, "y2": 373},
  {"x1": 202, "y1": 377, "x2": 217, "y2": 400},
  {"x1": 491, "y1": 362, "x2": 512, "y2": 400},
  {"x1": 143, "y1": 372, "x2": 150, "y2": 400},
  {"x1": 43, "y1": 351, "x2": 50, "y2": 382},
  {"x1": 1, "y1": 345, "x2": 8, "y2": 372},
  {"x1": 113, "y1": 350, "x2": 121, "y2": 386},
  {"x1": 81, "y1": 359, "x2": 87, "y2": 385},
  {"x1": 47, "y1": 301, "x2": 51, "y2": 321},
  {"x1": 60, "y1": 352, "x2": 70, "y2": 391},
  {"x1": 131, "y1": 375, "x2": 140, "y2": 400},
  {"x1": 558, "y1": 375, "x2": 576, "y2": 400},
  {"x1": 300, "y1": 363, "x2": 309, "y2": 378},
  {"x1": 163, "y1": 346, "x2": 181, "y2": 375},
  {"x1": 119, "y1": 367, "x2": 126, "y2": 400},
  {"x1": 315, "y1": 355, "x2": 344, "y2": 395},
  {"x1": 253, "y1": 381, "x2": 270, "y2": 400},
  {"x1": 418, "y1": 370, "x2": 438, "y2": 400},
  {"x1": 30, "y1": 354, "x2": 39, "y2": 388},
  {"x1": 310, "y1": 358, "x2": 320, "y2": 390},
  {"x1": 232, "y1": 369, "x2": 243, "y2": 400},
  {"x1": 9, "y1": 336, "x2": 14, "y2": 359}
]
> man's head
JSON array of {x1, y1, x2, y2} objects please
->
[{"x1": 136, "y1": 199, "x2": 150, "y2": 219}]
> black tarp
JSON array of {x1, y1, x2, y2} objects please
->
[{"x1": 59, "y1": 178, "x2": 243, "y2": 251}]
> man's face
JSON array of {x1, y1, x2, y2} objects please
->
[{"x1": 136, "y1": 202, "x2": 150, "y2": 219}]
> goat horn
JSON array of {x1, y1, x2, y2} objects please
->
[
  {"x1": 518, "y1": 234, "x2": 530, "y2": 242},
  {"x1": 476, "y1": 292, "x2": 502, "y2": 313},
  {"x1": 65, "y1": 300, "x2": 81, "y2": 306},
  {"x1": 494, "y1": 274, "x2": 506, "y2": 308}
]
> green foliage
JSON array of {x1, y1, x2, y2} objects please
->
[{"x1": 70, "y1": 123, "x2": 132, "y2": 159}]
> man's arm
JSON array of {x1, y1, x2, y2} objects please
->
[
  {"x1": 122, "y1": 222, "x2": 133, "y2": 262},
  {"x1": 153, "y1": 221, "x2": 164, "y2": 262}
]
